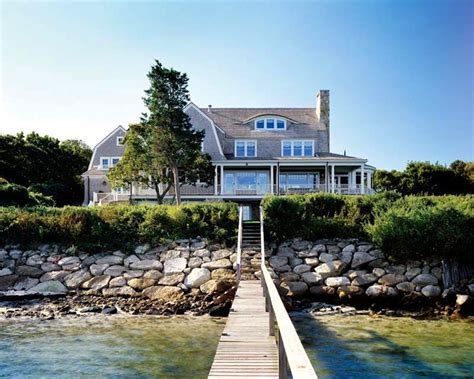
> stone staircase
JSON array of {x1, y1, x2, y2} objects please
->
[{"x1": 240, "y1": 222, "x2": 262, "y2": 280}]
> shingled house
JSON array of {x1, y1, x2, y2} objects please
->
[{"x1": 82, "y1": 90, "x2": 375, "y2": 216}]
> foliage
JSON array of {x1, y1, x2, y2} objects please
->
[
  {"x1": 374, "y1": 160, "x2": 473, "y2": 195},
  {"x1": 108, "y1": 60, "x2": 213, "y2": 204},
  {"x1": 0, "y1": 182, "x2": 55, "y2": 207},
  {"x1": 0, "y1": 202, "x2": 238, "y2": 251},
  {"x1": 0, "y1": 133, "x2": 92, "y2": 205}
]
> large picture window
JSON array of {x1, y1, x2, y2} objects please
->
[
  {"x1": 281, "y1": 140, "x2": 314, "y2": 157},
  {"x1": 235, "y1": 140, "x2": 257, "y2": 157}
]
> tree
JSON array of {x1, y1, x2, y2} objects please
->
[{"x1": 108, "y1": 60, "x2": 213, "y2": 204}]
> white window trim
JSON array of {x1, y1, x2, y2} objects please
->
[
  {"x1": 281, "y1": 140, "x2": 315, "y2": 157},
  {"x1": 254, "y1": 118, "x2": 287, "y2": 130},
  {"x1": 234, "y1": 140, "x2": 257, "y2": 157},
  {"x1": 100, "y1": 157, "x2": 110, "y2": 169},
  {"x1": 117, "y1": 136, "x2": 124, "y2": 146},
  {"x1": 111, "y1": 156, "x2": 121, "y2": 166}
]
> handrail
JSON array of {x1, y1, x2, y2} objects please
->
[
  {"x1": 259, "y1": 206, "x2": 318, "y2": 379},
  {"x1": 236, "y1": 205, "x2": 243, "y2": 282}
]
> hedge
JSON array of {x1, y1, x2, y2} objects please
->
[
  {"x1": 0, "y1": 202, "x2": 238, "y2": 251},
  {"x1": 0, "y1": 182, "x2": 55, "y2": 207}
]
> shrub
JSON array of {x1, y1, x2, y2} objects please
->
[{"x1": 0, "y1": 183, "x2": 55, "y2": 207}]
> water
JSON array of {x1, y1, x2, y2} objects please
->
[
  {"x1": 0, "y1": 315, "x2": 225, "y2": 378},
  {"x1": 293, "y1": 314, "x2": 474, "y2": 378}
]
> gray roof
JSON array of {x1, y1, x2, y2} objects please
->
[{"x1": 200, "y1": 108, "x2": 324, "y2": 139}]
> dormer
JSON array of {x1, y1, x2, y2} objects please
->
[{"x1": 254, "y1": 117, "x2": 287, "y2": 130}]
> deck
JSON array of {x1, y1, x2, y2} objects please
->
[{"x1": 208, "y1": 280, "x2": 278, "y2": 379}]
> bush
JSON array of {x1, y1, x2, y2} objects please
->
[
  {"x1": 0, "y1": 183, "x2": 55, "y2": 207},
  {"x1": 0, "y1": 202, "x2": 238, "y2": 251}
]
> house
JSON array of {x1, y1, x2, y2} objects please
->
[{"x1": 82, "y1": 90, "x2": 375, "y2": 216}]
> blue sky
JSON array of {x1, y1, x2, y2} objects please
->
[{"x1": 1, "y1": 0, "x2": 472, "y2": 169}]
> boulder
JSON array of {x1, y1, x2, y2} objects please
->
[
  {"x1": 90, "y1": 263, "x2": 110, "y2": 276},
  {"x1": 127, "y1": 278, "x2": 156, "y2": 290},
  {"x1": 372, "y1": 268, "x2": 385, "y2": 278},
  {"x1": 82, "y1": 275, "x2": 111, "y2": 290},
  {"x1": 201, "y1": 259, "x2": 232, "y2": 271},
  {"x1": 26, "y1": 255, "x2": 43, "y2": 266},
  {"x1": 41, "y1": 262, "x2": 61, "y2": 272},
  {"x1": 200, "y1": 279, "x2": 233, "y2": 295},
  {"x1": 281, "y1": 281, "x2": 308, "y2": 297},
  {"x1": 16, "y1": 265, "x2": 44, "y2": 278},
  {"x1": 339, "y1": 251, "x2": 353, "y2": 264},
  {"x1": 64, "y1": 269, "x2": 92, "y2": 289},
  {"x1": 29, "y1": 280, "x2": 68, "y2": 294},
  {"x1": 338, "y1": 285, "x2": 364, "y2": 297},
  {"x1": 396, "y1": 281, "x2": 416, "y2": 293},
  {"x1": 421, "y1": 285, "x2": 441, "y2": 297},
  {"x1": 134, "y1": 244, "x2": 150, "y2": 255},
  {"x1": 277, "y1": 246, "x2": 295, "y2": 257},
  {"x1": 14, "y1": 277, "x2": 39, "y2": 291},
  {"x1": 315, "y1": 260, "x2": 346, "y2": 279},
  {"x1": 269, "y1": 256, "x2": 288, "y2": 269},
  {"x1": 58, "y1": 256, "x2": 80, "y2": 267},
  {"x1": 96, "y1": 255, "x2": 123, "y2": 266},
  {"x1": 193, "y1": 249, "x2": 211, "y2": 258},
  {"x1": 0, "y1": 268, "x2": 13, "y2": 277},
  {"x1": 405, "y1": 267, "x2": 421, "y2": 281},
  {"x1": 342, "y1": 244, "x2": 355, "y2": 253},
  {"x1": 310, "y1": 285, "x2": 336, "y2": 297},
  {"x1": 143, "y1": 286, "x2": 184, "y2": 301},
  {"x1": 366, "y1": 284, "x2": 398, "y2": 297},
  {"x1": 412, "y1": 274, "x2": 438, "y2": 286},
  {"x1": 123, "y1": 270, "x2": 144, "y2": 279},
  {"x1": 0, "y1": 275, "x2": 18, "y2": 290},
  {"x1": 431, "y1": 267, "x2": 442, "y2": 280},
  {"x1": 130, "y1": 259, "x2": 163, "y2": 271},
  {"x1": 184, "y1": 268, "x2": 211, "y2": 288},
  {"x1": 312, "y1": 244, "x2": 326, "y2": 254},
  {"x1": 211, "y1": 249, "x2": 233, "y2": 260},
  {"x1": 143, "y1": 270, "x2": 164, "y2": 280},
  {"x1": 103, "y1": 265, "x2": 127, "y2": 277},
  {"x1": 291, "y1": 240, "x2": 311, "y2": 251},
  {"x1": 40, "y1": 270, "x2": 69, "y2": 282},
  {"x1": 325, "y1": 276, "x2": 350, "y2": 287},
  {"x1": 280, "y1": 272, "x2": 301, "y2": 283},
  {"x1": 304, "y1": 257, "x2": 320, "y2": 267},
  {"x1": 158, "y1": 273, "x2": 185, "y2": 286},
  {"x1": 357, "y1": 244, "x2": 373, "y2": 252},
  {"x1": 293, "y1": 264, "x2": 311, "y2": 274},
  {"x1": 211, "y1": 269, "x2": 235, "y2": 281},
  {"x1": 289, "y1": 257, "x2": 303, "y2": 267},
  {"x1": 109, "y1": 277, "x2": 126, "y2": 287},
  {"x1": 351, "y1": 273, "x2": 378, "y2": 287},
  {"x1": 163, "y1": 258, "x2": 187, "y2": 274},
  {"x1": 9, "y1": 249, "x2": 22, "y2": 259},
  {"x1": 188, "y1": 257, "x2": 203, "y2": 269},
  {"x1": 351, "y1": 252, "x2": 376, "y2": 269},
  {"x1": 103, "y1": 286, "x2": 138, "y2": 297},
  {"x1": 326, "y1": 245, "x2": 341, "y2": 255},
  {"x1": 385, "y1": 265, "x2": 406, "y2": 275},
  {"x1": 124, "y1": 255, "x2": 140, "y2": 267},
  {"x1": 319, "y1": 253, "x2": 336, "y2": 263},
  {"x1": 378, "y1": 274, "x2": 406, "y2": 286},
  {"x1": 159, "y1": 250, "x2": 181, "y2": 262},
  {"x1": 301, "y1": 272, "x2": 323, "y2": 286}
]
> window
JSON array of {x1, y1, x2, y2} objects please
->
[
  {"x1": 100, "y1": 157, "x2": 110, "y2": 169},
  {"x1": 254, "y1": 118, "x2": 286, "y2": 130},
  {"x1": 100, "y1": 157, "x2": 121, "y2": 169},
  {"x1": 117, "y1": 136, "x2": 124, "y2": 146},
  {"x1": 235, "y1": 140, "x2": 257, "y2": 157},
  {"x1": 281, "y1": 140, "x2": 314, "y2": 157},
  {"x1": 111, "y1": 157, "x2": 120, "y2": 166}
]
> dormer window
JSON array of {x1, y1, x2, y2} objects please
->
[{"x1": 255, "y1": 118, "x2": 286, "y2": 130}]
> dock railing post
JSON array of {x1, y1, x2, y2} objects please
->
[{"x1": 278, "y1": 329, "x2": 288, "y2": 379}]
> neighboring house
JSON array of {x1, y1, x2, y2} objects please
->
[{"x1": 82, "y1": 90, "x2": 375, "y2": 216}]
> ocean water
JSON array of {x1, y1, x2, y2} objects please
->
[
  {"x1": 0, "y1": 315, "x2": 225, "y2": 378},
  {"x1": 293, "y1": 314, "x2": 474, "y2": 379}
]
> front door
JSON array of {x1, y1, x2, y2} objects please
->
[{"x1": 242, "y1": 205, "x2": 252, "y2": 221}]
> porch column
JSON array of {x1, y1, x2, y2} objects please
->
[
  {"x1": 220, "y1": 165, "x2": 224, "y2": 195},
  {"x1": 214, "y1": 165, "x2": 218, "y2": 195},
  {"x1": 331, "y1": 164, "x2": 335, "y2": 193},
  {"x1": 351, "y1": 170, "x2": 357, "y2": 194},
  {"x1": 361, "y1": 164, "x2": 365, "y2": 194},
  {"x1": 325, "y1": 164, "x2": 328, "y2": 192},
  {"x1": 270, "y1": 165, "x2": 274, "y2": 194},
  {"x1": 367, "y1": 171, "x2": 372, "y2": 192}
]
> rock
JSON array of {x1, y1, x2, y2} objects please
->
[
  {"x1": 184, "y1": 268, "x2": 211, "y2": 288},
  {"x1": 200, "y1": 279, "x2": 233, "y2": 295},
  {"x1": 405, "y1": 267, "x2": 421, "y2": 281},
  {"x1": 304, "y1": 257, "x2": 320, "y2": 267},
  {"x1": 40, "y1": 270, "x2": 69, "y2": 282},
  {"x1": 301, "y1": 272, "x2": 323, "y2": 285},
  {"x1": 0, "y1": 275, "x2": 18, "y2": 290},
  {"x1": 109, "y1": 277, "x2": 126, "y2": 287},
  {"x1": 193, "y1": 249, "x2": 211, "y2": 258},
  {"x1": 128, "y1": 278, "x2": 156, "y2": 290},
  {"x1": 103, "y1": 265, "x2": 127, "y2": 277},
  {"x1": 81, "y1": 275, "x2": 110, "y2": 290},
  {"x1": 143, "y1": 286, "x2": 184, "y2": 301},
  {"x1": 319, "y1": 253, "x2": 336, "y2": 263},
  {"x1": 58, "y1": 256, "x2": 80, "y2": 267},
  {"x1": 102, "y1": 306, "x2": 117, "y2": 315},
  {"x1": 96, "y1": 255, "x2": 123, "y2": 265},
  {"x1": 280, "y1": 272, "x2": 301, "y2": 282},
  {"x1": 277, "y1": 246, "x2": 295, "y2": 257},
  {"x1": 431, "y1": 267, "x2": 442, "y2": 280},
  {"x1": 9, "y1": 249, "x2": 22, "y2": 259},
  {"x1": 312, "y1": 244, "x2": 326, "y2": 254},
  {"x1": 130, "y1": 259, "x2": 163, "y2": 271},
  {"x1": 163, "y1": 258, "x2": 187, "y2": 274},
  {"x1": 159, "y1": 250, "x2": 181, "y2": 262},
  {"x1": 351, "y1": 273, "x2": 378, "y2": 287},
  {"x1": 468, "y1": 284, "x2": 474, "y2": 295},
  {"x1": 16, "y1": 266, "x2": 44, "y2": 278},
  {"x1": 456, "y1": 294, "x2": 469, "y2": 306},
  {"x1": 90, "y1": 264, "x2": 109, "y2": 276},
  {"x1": 124, "y1": 255, "x2": 140, "y2": 267},
  {"x1": 385, "y1": 265, "x2": 406, "y2": 275},
  {"x1": 325, "y1": 276, "x2": 350, "y2": 287},
  {"x1": 269, "y1": 256, "x2": 288, "y2": 269},
  {"x1": 412, "y1": 274, "x2": 438, "y2": 286},
  {"x1": 338, "y1": 285, "x2": 364, "y2": 297},
  {"x1": 366, "y1": 284, "x2": 398, "y2": 297},
  {"x1": 339, "y1": 251, "x2": 353, "y2": 264},
  {"x1": 135, "y1": 244, "x2": 150, "y2": 255},
  {"x1": 201, "y1": 259, "x2": 232, "y2": 271},
  {"x1": 273, "y1": 265, "x2": 291, "y2": 273},
  {"x1": 158, "y1": 273, "x2": 185, "y2": 286},
  {"x1": 357, "y1": 244, "x2": 373, "y2": 252},
  {"x1": 369, "y1": 249, "x2": 384, "y2": 258},
  {"x1": 212, "y1": 249, "x2": 233, "y2": 260},
  {"x1": 281, "y1": 281, "x2": 308, "y2": 297},
  {"x1": 396, "y1": 281, "x2": 416, "y2": 293},
  {"x1": 0, "y1": 249, "x2": 7, "y2": 261},
  {"x1": 191, "y1": 240, "x2": 206, "y2": 250},
  {"x1": 103, "y1": 286, "x2": 138, "y2": 297},
  {"x1": 351, "y1": 252, "x2": 376, "y2": 269},
  {"x1": 291, "y1": 240, "x2": 311, "y2": 251},
  {"x1": 0, "y1": 268, "x2": 12, "y2": 277},
  {"x1": 82, "y1": 256, "x2": 96, "y2": 267},
  {"x1": 327, "y1": 245, "x2": 341, "y2": 255},
  {"x1": 315, "y1": 260, "x2": 346, "y2": 279},
  {"x1": 28, "y1": 280, "x2": 68, "y2": 294},
  {"x1": 123, "y1": 270, "x2": 144, "y2": 279},
  {"x1": 293, "y1": 264, "x2": 311, "y2": 274},
  {"x1": 26, "y1": 255, "x2": 43, "y2": 266},
  {"x1": 421, "y1": 285, "x2": 441, "y2": 297},
  {"x1": 211, "y1": 269, "x2": 235, "y2": 281},
  {"x1": 298, "y1": 250, "x2": 319, "y2": 258},
  {"x1": 372, "y1": 268, "x2": 385, "y2": 277},
  {"x1": 342, "y1": 244, "x2": 355, "y2": 253},
  {"x1": 378, "y1": 274, "x2": 406, "y2": 286},
  {"x1": 14, "y1": 277, "x2": 39, "y2": 290},
  {"x1": 41, "y1": 262, "x2": 60, "y2": 272},
  {"x1": 310, "y1": 285, "x2": 335, "y2": 296},
  {"x1": 188, "y1": 257, "x2": 203, "y2": 269},
  {"x1": 143, "y1": 270, "x2": 164, "y2": 280},
  {"x1": 64, "y1": 269, "x2": 92, "y2": 289},
  {"x1": 289, "y1": 257, "x2": 303, "y2": 267}
]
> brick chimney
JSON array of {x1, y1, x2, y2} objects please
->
[{"x1": 316, "y1": 90, "x2": 329, "y2": 129}]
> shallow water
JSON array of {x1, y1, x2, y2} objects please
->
[
  {"x1": 0, "y1": 315, "x2": 225, "y2": 378},
  {"x1": 293, "y1": 314, "x2": 474, "y2": 379}
]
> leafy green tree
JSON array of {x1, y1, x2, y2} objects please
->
[{"x1": 109, "y1": 60, "x2": 213, "y2": 204}]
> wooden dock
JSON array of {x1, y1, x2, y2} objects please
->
[{"x1": 208, "y1": 280, "x2": 278, "y2": 379}]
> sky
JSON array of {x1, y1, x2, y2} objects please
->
[{"x1": 0, "y1": 0, "x2": 472, "y2": 170}]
